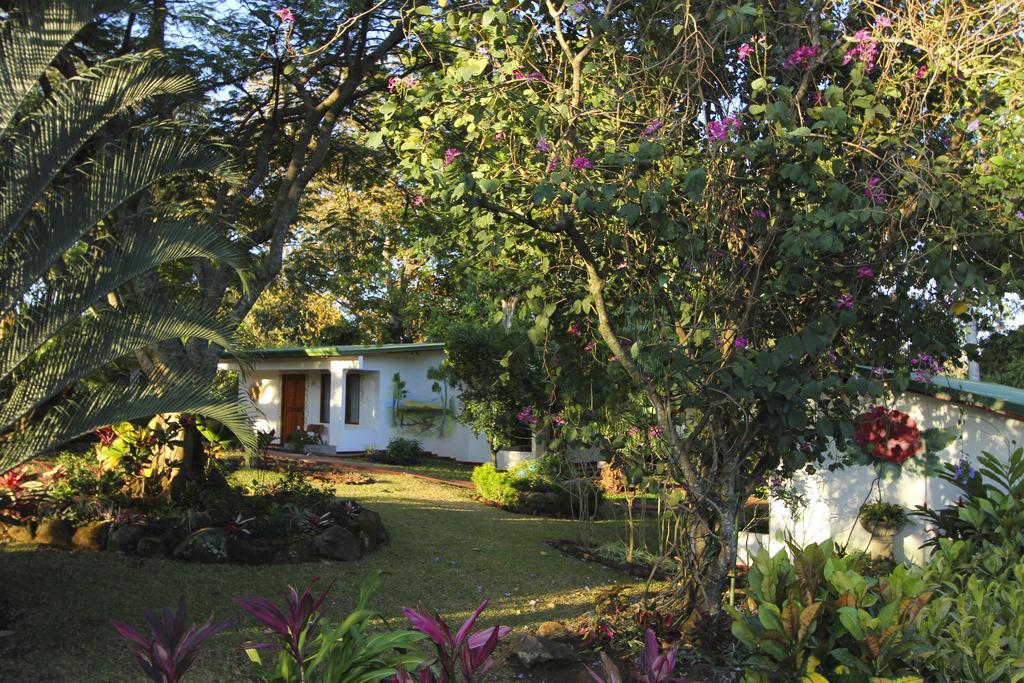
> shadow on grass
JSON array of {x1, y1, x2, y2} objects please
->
[{"x1": 0, "y1": 470, "x2": 647, "y2": 682}]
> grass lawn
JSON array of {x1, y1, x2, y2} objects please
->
[
  {"x1": 0, "y1": 468, "x2": 640, "y2": 682},
  {"x1": 342, "y1": 457, "x2": 478, "y2": 482}
]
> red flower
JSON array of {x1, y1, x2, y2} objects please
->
[{"x1": 854, "y1": 407, "x2": 921, "y2": 465}]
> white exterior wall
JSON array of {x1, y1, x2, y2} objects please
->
[
  {"x1": 769, "y1": 392, "x2": 1024, "y2": 564},
  {"x1": 222, "y1": 350, "x2": 492, "y2": 462}
]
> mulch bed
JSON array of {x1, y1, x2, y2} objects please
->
[{"x1": 545, "y1": 539, "x2": 671, "y2": 581}]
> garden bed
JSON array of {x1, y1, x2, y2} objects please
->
[{"x1": 546, "y1": 539, "x2": 672, "y2": 580}]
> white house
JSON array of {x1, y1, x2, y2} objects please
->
[
  {"x1": 760, "y1": 374, "x2": 1024, "y2": 564},
  {"x1": 218, "y1": 343, "x2": 492, "y2": 461}
]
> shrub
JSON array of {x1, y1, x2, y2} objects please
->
[
  {"x1": 727, "y1": 540, "x2": 933, "y2": 681},
  {"x1": 382, "y1": 437, "x2": 423, "y2": 465},
  {"x1": 470, "y1": 464, "x2": 520, "y2": 507},
  {"x1": 284, "y1": 429, "x2": 321, "y2": 453},
  {"x1": 916, "y1": 539, "x2": 1024, "y2": 682},
  {"x1": 858, "y1": 501, "x2": 907, "y2": 529}
]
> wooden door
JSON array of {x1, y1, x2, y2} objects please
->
[{"x1": 281, "y1": 374, "x2": 306, "y2": 439}]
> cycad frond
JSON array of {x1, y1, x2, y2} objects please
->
[
  {"x1": 1, "y1": 221, "x2": 246, "y2": 381},
  {"x1": 0, "y1": 373, "x2": 256, "y2": 473},
  {"x1": 0, "y1": 304, "x2": 237, "y2": 428},
  {"x1": 0, "y1": 131, "x2": 231, "y2": 313},
  {"x1": 0, "y1": 0, "x2": 93, "y2": 138},
  {"x1": 0, "y1": 51, "x2": 198, "y2": 247}
]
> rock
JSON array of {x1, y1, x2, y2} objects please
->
[
  {"x1": 513, "y1": 635, "x2": 577, "y2": 669},
  {"x1": 536, "y1": 621, "x2": 573, "y2": 642},
  {"x1": 314, "y1": 526, "x2": 362, "y2": 561},
  {"x1": 5, "y1": 523, "x2": 35, "y2": 543},
  {"x1": 227, "y1": 536, "x2": 276, "y2": 564},
  {"x1": 107, "y1": 524, "x2": 146, "y2": 553},
  {"x1": 34, "y1": 519, "x2": 73, "y2": 548},
  {"x1": 173, "y1": 527, "x2": 229, "y2": 563},
  {"x1": 277, "y1": 539, "x2": 317, "y2": 564},
  {"x1": 72, "y1": 521, "x2": 111, "y2": 551},
  {"x1": 135, "y1": 536, "x2": 166, "y2": 558},
  {"x1": 349, "y1": 509, "x2": 388, "y2": 551}
]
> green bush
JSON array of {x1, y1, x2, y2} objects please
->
[
  {"x1": 727, "y1": 540, "x2": 933, "y2": 682},
  {"x1": 284, "y1": 429, "x2": 322, "y2": 453},
  {"x1": 916, "y1": 539, "x2": 1024, "y2": 682},
  {"x1": 470, "y1": 464, "x2": 521, "y2": 507},
  {"x1": 381, "y1": 437, "x2": 423, "y2": 465}
]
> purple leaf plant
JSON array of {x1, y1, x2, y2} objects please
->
[
  {"x1": 233, "y1": 578, "x2": 334, "y2": 666},
  {"x1": 397, "y1": 599, "x2": 511, "y2": 682},
  {"x1": 111, "y1": 597, "x2": 232, "y2": 683},
  {"x1": 587, "y1": 629, "x2": 685, "y2": 683}
]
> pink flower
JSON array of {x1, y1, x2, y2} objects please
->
[
  {"x1": 707, "y1": 117, "x2": 740, "y2": 141},
  {"x1": 443, "y1": 148, "x2": 462, "y2": 166},
  {"x1": 583, "y1": 340, "x2": 596, "y2": 352},
  {"x1": 571, "y1": 155, "x2": 593, "y2": 171},
  {"x1": 874, "y1": 14, "x2": 892, "y2": 28},
  {"x1": 864, "y1": 175, "x2": 886, "y2": 205},
  {"x1": 626, "y1": 426, "x2": 641, "y2": 437},
  {"x1": 643, "y1": 119, "x2": 663, "y2": 135},
  {"x1": 512, "y1": 70, "x2": 547, "y2": 82},
  {"x1": 737, "y1": 43, "x2": 754, "y2": 61},
  {"x1": 546, "y1": 154, "x2": 559, "y2": 172},
  {"x1": 388, "y1": 75, "x2": 418, "y2": 93},
  {"x1": 515, "y1": 406, "x2": 538, "y2": 425},
  {"x1": 494, "y1": 131, "x2": 505, "y2": 141},
  {"x1": 966, "y1": 119, "x2": 980, "y2": 133},
  {"x1": 835, "y1": 294, "x2": 855, "y2": 310},
  {"x1": 411, "y1": 195, "x2": 425, "y2": 207},
  {"x1": 647, "y1": 425, "x2": 663, "y2": 438},
  {"x1": 844, "y1": 30, "x2": 879, "y2": 71},
  {"x1": 856, "y1": 265, "x2": 876, "y2": 279},
  {"x1": 914, "y1": 64, "x2": 928, "y2": 79},
  {"x1": 274, "y1": 7, "x2": 295, "y2": 23},
  {"x1": 552, "y1": 414, "x2": 567, "y2": 426},
  {"x1": 752, "y1": 208, "x2": 767, "y2": 219},
  {"x1": 733, "y1": 337, "x2": 749, "y2": 350},
  {"x1": 783, "y1": 44, "x2": 820, "y2": 70},
  {"x1": 536, "y1": 138, "x2": 551, "y2": 152},
  {"x1": 568, "y1": 322, "x2": 581, "y2": 335}
]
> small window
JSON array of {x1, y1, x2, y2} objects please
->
[
  {"x1": 319, "y1": 373, "x2": 331, "y2": 423},
  {"x1": 344, "y1": 373, "x2": 361, "y2": 425}
]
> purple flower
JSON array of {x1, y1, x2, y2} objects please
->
[
  {"x1": 546, "y1": 154, "x2": 559, "y2": 172},
  {"x1": 643, "y1": 119, "x2": 663, "y2": 135},
  {"x1": 1016, "y1": 210, "x2": 1024, "y2": 220},
  {"x1": 512, "y1": 70, "x2": 547, "y2": 82},
  {"x1": 733, "y1": 337, "x2": 749, "y2": 350},
  {"x1": 864, "y1": 175, "x2": 886, "y2": 205},
  {"x1": 856, "y1": 265, "x2": 876, "y2": 279},
  {"x1": 443, "y1": 148, "x2": 462, "y2": 166},
  {"x1": 568, "y1": 322, "x2": 581, "y2": 335},
  {"x1": 784, "y1": 44, "x2": 821, "y2": 70},
  {"x1": 411, "y1": 194, "x2": 425, "y2": 207},
  {"x1": 515, "y1": 406, "x2": 538, "y2": 425},
  {"x1": 752, "y1": 208, "x2": 767, "y2": 219},
  {"x1": 966, "y1": 119, "x2": 980, "y2": 133},
  {"x1": 910, "y1": 352, "x2": 941, "y2": 383},
  {"x1": 914, "y1": 64, "x2": 928, "y2": 79},
  {"x1": 388, "y1": 75, "x2": 417, "y2": 93},
  {"x1": 952, "y1": 458, "x2": 977, "y2": 485},
  {"x1": 835, "y1": 294, "x2": 855, "y2": 310},
  {"x1": 737, "y1": 43, "x2": 754, "y2": 61},
  {"x1": 274, "y1": 7, "x2": 295, "y2": 23},
  {"x1": 874, "y1": 14, "x2": 892, "y2": 28},
  {"x1": 812, "y1": 91, "x2": 826, "y2": 106},
  {"x1": 571, "y1": 155, "x2": 593, "y2": 171},
  {"x1": 536, "y1": 137, "x2": 551, "y2": 152}
]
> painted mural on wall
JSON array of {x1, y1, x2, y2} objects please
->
[{"x1": 390, "y1": 371, "x2": 456, "y2": 437}]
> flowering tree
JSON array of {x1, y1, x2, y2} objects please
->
[{"x1": 380, "y1": 0, "x2": 1023, "y2": 617}]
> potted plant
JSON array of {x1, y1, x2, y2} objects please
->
[{"x1": 858, "y1": 500, "x2": 907, "y2": 560}]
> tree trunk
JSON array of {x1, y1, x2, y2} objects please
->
[{"x1": 146, "y1": 414, "x2": 225, "y2": 503}]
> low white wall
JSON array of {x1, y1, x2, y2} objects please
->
[{"x1": 769, "y1": 391, "x2": 1023, "y2": 563}]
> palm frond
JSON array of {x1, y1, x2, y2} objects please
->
[
  {"x1": 0, "y1": 131, "x2": 231, "y2": 313},
  {"x1": 0, "y1": 304, "x2": 237, "y2": 429},
  {"x1": 0, "y1": 51, "x2": 197, "y2": 247},
  {"x1": 0, "y1": 0, "x2": 93, "y2": 138}
]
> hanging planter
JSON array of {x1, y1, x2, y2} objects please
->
[{"x1": 853, "y1": 407, "x2": 922, "y2": 465}]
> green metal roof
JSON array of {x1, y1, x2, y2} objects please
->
[
  {"x1": 909, "y1": 374, "x2": 1024, "y2": 418},
  {"x1": 229, "y1": 342, "x2": 445, "y2": 359}
]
